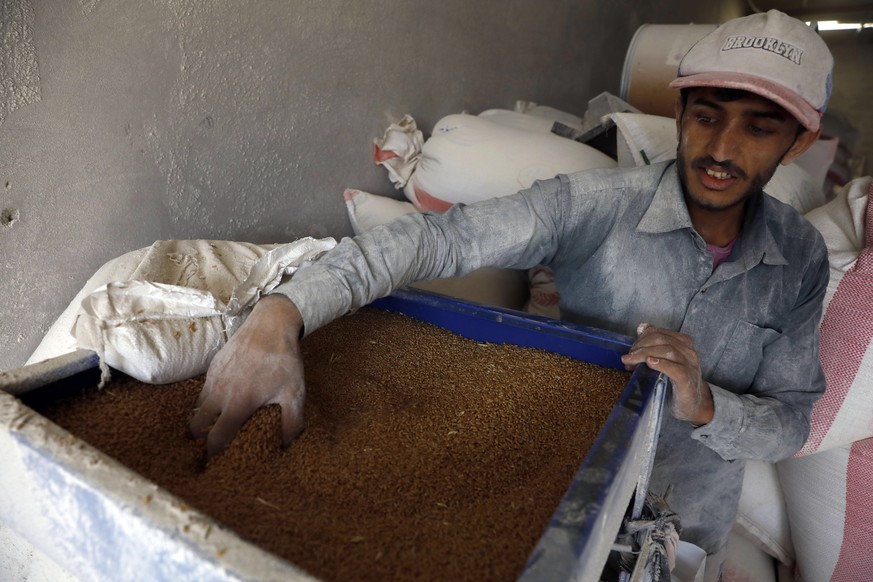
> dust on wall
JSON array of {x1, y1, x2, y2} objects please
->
[{"x1": 0, "y1": 0, "x2": 41, "y2": 128}]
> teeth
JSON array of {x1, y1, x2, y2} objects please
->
[{"x1": 706, "y1": 168, "x2": 730, "y2": 180}]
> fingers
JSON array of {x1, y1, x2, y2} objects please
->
[
  {"x1": 189, "y1": 395, "x2": 222, "y2": 439},
  {"x1": 192, "y1": 361, "x2": 306, "y2": 459},
  {"x1": 640, "y1": 352, "x2": 695, "y2": 388},
  {"x1": 205, "y1": 401, "x2": 257, "y2": 460},
  {"x1": 276, "y1": 350, "x2": 307, "y2": 447},
  {"x1": 634, "y1": 324, "x2": 695, "y2": 349},
  {"x1": 622, "y1": 324, "x2": 714, "y2": 425},
  {"x1": 621, "y1": 324, "x2": 698, "y2": 370},
  {"x1": 278, "y1": 396, "x2": 305, "y2": 447},
  {"x1": 190, "y1": 298, "x2": 308, "y2": 459},
  {"x1": 628, "y1": 343, "x2": 697, "y2": 367},
  {"x1": 192, "y1": 388, "x2": 305, "y2": 459},
  {"x1": 190, "y1": 362, "x2": 231, "y2": 438}
]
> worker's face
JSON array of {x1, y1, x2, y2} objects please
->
[{"x1": 675, "y1": 87, "x2": 818, "y2": 213}]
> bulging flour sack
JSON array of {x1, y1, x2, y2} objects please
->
[
  {"x1": 73, "y1": 237, "x2": 336, "y2": 384},
  {"x1": 404, "y1": 113, "x2": 616, "y2": 211}
]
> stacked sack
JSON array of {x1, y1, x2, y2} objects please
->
[
  {"x1": 368, "y1": 103, "x2": 617, "y2": 317},
  {"x1": 375, "y1": 108, "x2": 615, "y2": 211},
  {"x1": 776, "y1": 176, "x2": 873, "y2": 581}
]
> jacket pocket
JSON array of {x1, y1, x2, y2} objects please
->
[{"x1": 709, "y1": 320, "x2": 780, "y2": 391}]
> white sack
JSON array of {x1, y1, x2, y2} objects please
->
[
  {"x1": 402, "y1": 113, "x2": 616, "y2": 211},
  {"x1": 778, "y1": 438, "x2": 873, "y2": 581},
  {"x1": 75, "y1": 281, "x2": 226, "y2": 385},
  {"x1": 72, "y1": 237, "x2": 336, "y2": 384},
  {"x1": 513, "y1": 100, "x2": 585, "y2": 131},
  {"x1": 734, "y1": 460, "x2": 794, "y2": 566},
  {"x1": 343, "y1": 188, "x2": 417, "y2": 234},
  {"x1": 799, "y1": 177, "x2": 873, "y2": 455},
  {"x1": 478, "y1": 108, "x2": 565, "y2": 134},
  {"x1": 27, "y1": 247, "x2": 152, "y2": 365},
  {"x1": 373, "y1": 114, "x2": 424, "y2": 189}
]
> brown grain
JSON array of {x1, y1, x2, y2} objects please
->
[{"x1": 38, "y1": 308, "x2": 628, "y2": 582}]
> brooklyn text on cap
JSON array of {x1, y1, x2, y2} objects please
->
[{"x1": 669, "y1": 9, "x2": 833, "y2": 132}]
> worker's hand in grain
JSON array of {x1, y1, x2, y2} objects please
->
[
  {"x1": 620, "y1": 323, "x2": 714, "y2": 426},
  {"x1": 190, "y1": 294, "x2": 306, "y2": 459}
]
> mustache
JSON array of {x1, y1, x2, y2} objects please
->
[{"x1": 693, "y1": 156, "x2": 748, "y2": 181}]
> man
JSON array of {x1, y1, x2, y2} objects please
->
[{"x1": 190, "y1": 10, "x2": 832, "y2": 577}]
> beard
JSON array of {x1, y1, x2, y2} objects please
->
[{"x1": 676, "y1": 149, "x2": 779, "y2": 213}]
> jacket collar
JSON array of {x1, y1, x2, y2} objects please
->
[{"x1": 637, "y1": 161, "x2": 788, "y2": 268}]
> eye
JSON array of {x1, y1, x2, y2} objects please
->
[
  {"x1": 695, "y1": 114, "x2": 716, "y2": 125},
  {"x1": 749, "y1": 125, "x2": 775, "y2": 136}
]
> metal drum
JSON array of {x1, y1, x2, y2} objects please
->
[{"x1": 620, "y1": 23, "x2": 718, "y2": 118}]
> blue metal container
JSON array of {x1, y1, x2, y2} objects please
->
[{"x1": 0, "y1": 289, "x2": 665, "y2": 581}]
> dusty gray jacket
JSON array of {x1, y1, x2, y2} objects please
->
[{"x1": 273, "y1": 160, "x2": 828, "y2": 554}]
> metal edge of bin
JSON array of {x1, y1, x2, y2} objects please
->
[
  {"x1": 371, "y1": 288, "x2": 665, "y2": 580},
  {"x1": 0, "y1": 356, "x2": 318, "y2": 582},
  {"x1": 370, "y1": 288, "x2": 634, "y2": 370},
  {"x1": 521, "y1": 371, "x2": 666, "y2": 582},
  {"x1": 0, "y1": 349, "x2": 100, "y2": 397}
]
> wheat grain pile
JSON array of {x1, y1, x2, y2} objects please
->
[{"x1": 39, "y1": 308, "x2": 628, "y2": 581}]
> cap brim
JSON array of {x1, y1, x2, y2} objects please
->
[{"x1": 669, "y1": 72, "x2": 821, "y2": 132}]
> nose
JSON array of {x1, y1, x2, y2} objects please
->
[{"x1": 707, "y1": 121, "x2": 742, "y2": 163}]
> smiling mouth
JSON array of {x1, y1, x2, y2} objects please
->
[
  {"x1": 705, "y1": 168, "x2": 731, "y2": 180},
  {"x1": 693, "y1": 156, "x2": 747, "y2": 184},
  {"x1": 694, "y1": 165, "x2": 741, "y2": 193}
]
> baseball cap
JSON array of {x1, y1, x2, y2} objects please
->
[{"x1": 669, "y1": 10, "x2": 833, "y2": 132}]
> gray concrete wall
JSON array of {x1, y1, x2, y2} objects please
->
[{"x1": 0, "y1": 0, "x2": 738, "y2": 371}]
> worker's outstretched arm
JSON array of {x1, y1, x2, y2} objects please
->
[{"x1": 188, "y1": 175, "x2": 580, "y2": 458}]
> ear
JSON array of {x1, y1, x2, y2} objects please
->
[
  {"x1": 674, "y1": 96, "x2": 684, "y2": 139},
  {"x1": 780, "y1": 127, "x2": 821, "y2": 166}
]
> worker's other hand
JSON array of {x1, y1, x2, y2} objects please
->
[
  {"x1": 190, "y1": 294, "x2": 306, "y2": 460},
  {"x1": 620, "y1": 323, "x2": 714, "y2": 426}
]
